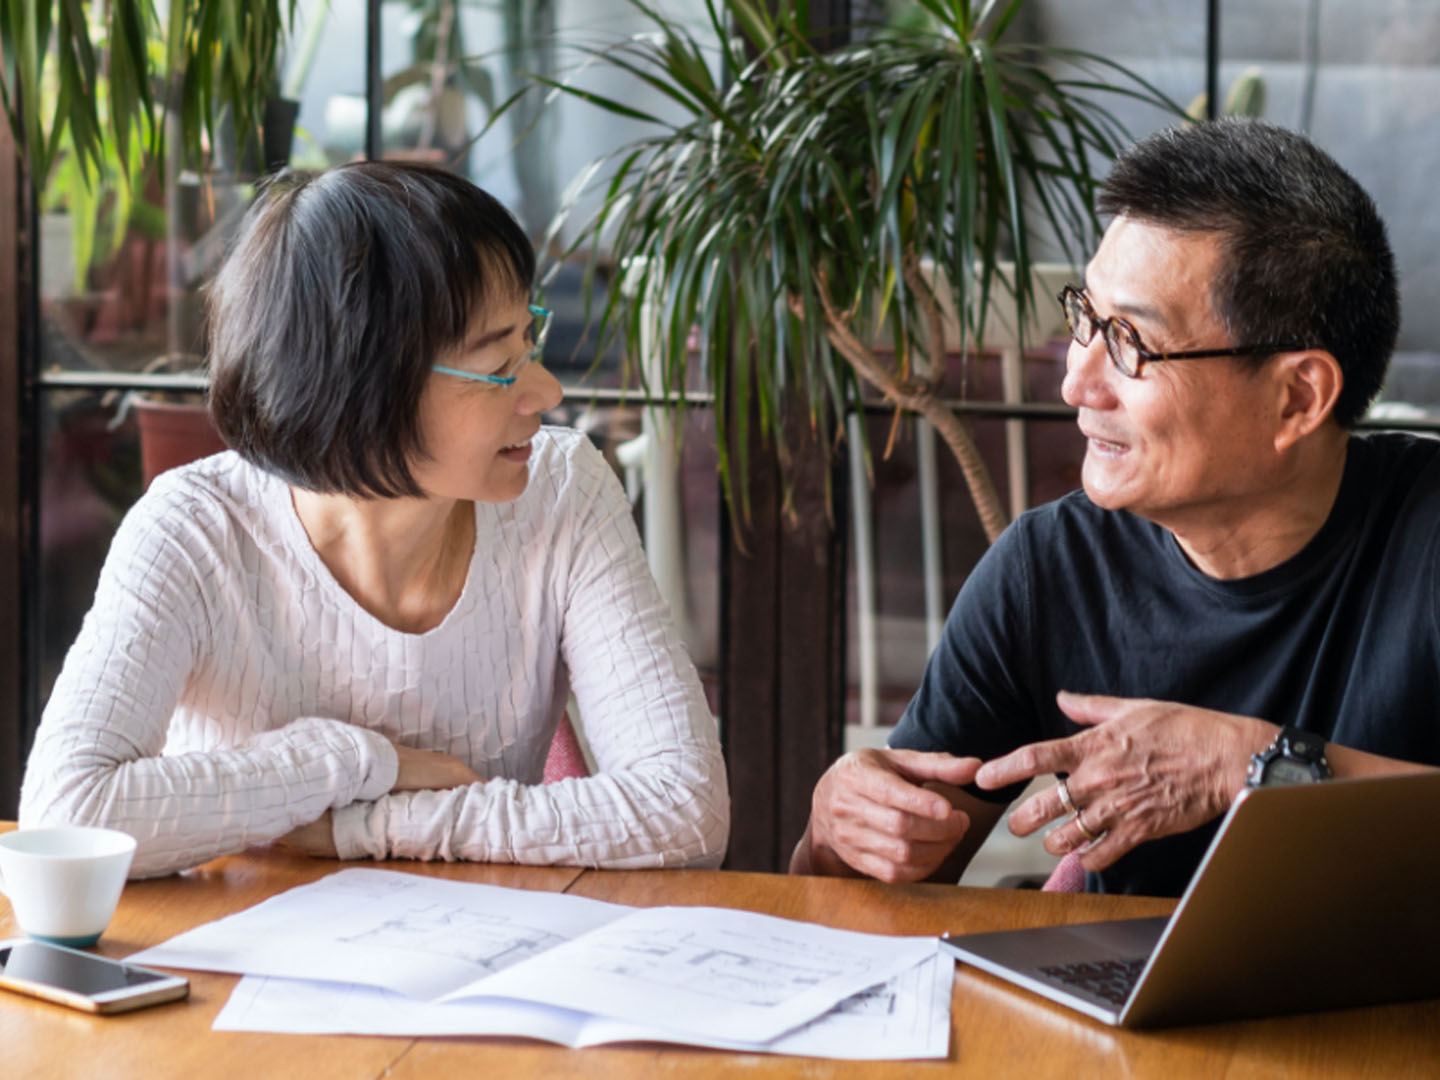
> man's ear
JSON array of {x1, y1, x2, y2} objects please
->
[{"x1": 1273, "y1": 350, "x2": 1343, "y2": 452}]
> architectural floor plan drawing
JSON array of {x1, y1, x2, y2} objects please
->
[
  {"x1": 213, "y1": 955, "x2": 955, "y2": 1060},
  {"x1": 588, "y1": 926, "x2": 851, "y2": 1007},
  {"x1": 834, "y1": 982, "x2": 899, "y2": 1018},
  {"x1": 130, "y1": 868, "x2": 632, "y2": 1001},
  {"x1": 470, "y1": 903, "x2": 939, "y2": 1042},
  {"x1": 339, "y1": 904, "x2": 567, "y2": 972},
  {"x1": 130, "y1": 869, "x2": 940, "y2": 1045}
]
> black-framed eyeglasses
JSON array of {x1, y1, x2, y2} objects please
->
[{"x1": 1058, "y1": 285, "x2": 1305, "y2": 378}]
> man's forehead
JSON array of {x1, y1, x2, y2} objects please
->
[{"x1": 1085, "y1": 217, "x2": 1222, "y2": 331}]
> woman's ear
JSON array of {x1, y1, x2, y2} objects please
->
[{"x1": 1273, "y1": 349, "x2": 1344, "y2": 452}]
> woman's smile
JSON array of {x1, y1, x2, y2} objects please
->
[{"x1": 498, "y1": 438, "x2": 533, "y2": 462}]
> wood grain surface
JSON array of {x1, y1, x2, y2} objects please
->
[{"x1": 3, "y1": 826, "x2": 1437, "y2": 1079}]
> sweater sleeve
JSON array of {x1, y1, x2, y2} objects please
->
[
  {"x1": 330, "y1": 438, "x2": 730, "y2": 868},
  {"x1": 19, "y1": 488, "x2": 398, "y2": 878}
]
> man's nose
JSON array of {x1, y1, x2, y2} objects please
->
[{"x1": 1060, "y1": 332, "x2": 1117, "y2": 409}]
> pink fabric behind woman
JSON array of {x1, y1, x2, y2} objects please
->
[
  {"x1": 543, "y1": 714, "x2": 589, "y2": 783},
  {"x1": 1042, "y1": 851, "x2": 1086, "y2": 892}
]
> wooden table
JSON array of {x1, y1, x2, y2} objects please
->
[{"x1": 2, "y1": 829, "x2": 1437, "y2": 1079}]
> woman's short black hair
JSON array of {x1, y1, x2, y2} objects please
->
[{"x1": 207, "y1": 161, "x2": 536, "y2": 497}]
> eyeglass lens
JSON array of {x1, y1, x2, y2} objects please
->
[
  {"x1": 1062, "y1": 288, "x2": 1140, "y2": 376},
  {"x1": 527, "y1": 306, "x2": 551, "y2": 356},
  {"x1": 1104, "y1": 321, "x2": 1140, "y2": 376}
]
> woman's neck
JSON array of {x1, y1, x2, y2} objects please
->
[{"x1": 289, "y1": 489, "x2": 476, "y2": 633}]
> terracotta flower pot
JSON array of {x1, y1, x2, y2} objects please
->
[{"x1": 132, "y1": 398, "x2": 228, "y2": 488}]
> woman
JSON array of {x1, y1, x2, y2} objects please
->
[{"x1": 21, "y1": 162, "x2": 729, "y2": 877}]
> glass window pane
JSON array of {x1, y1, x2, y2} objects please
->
[
  {"x1": 369, "y1": 1, "x2": 722, "y2": 391},
  {"x1": 288, "y1": 0, "x2": 375, "y2": 169},
  {"x1": 1220, "y1": 0, "x2": 1440, "y2": 415},
  {"x1": 37, "y1": 389, "x2": 141, "y2": 703}
]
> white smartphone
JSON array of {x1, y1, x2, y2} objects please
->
[{"x1": 0, "y1": 937, "x2": 189, "y2": 1014}]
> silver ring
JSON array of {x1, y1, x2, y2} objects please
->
[
  {"x1": 1055, "y1": 778, "x2": 1078, "y2": 817},
  {"x1": 1074, "y1": 808, "x2": 1099, "y2": 843}
]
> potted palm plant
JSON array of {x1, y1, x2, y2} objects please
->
[
  {"x1": 525, "y1": 0, "x2": 1182, "y2": 541},
  {"x1": 1, "y1": 0, "x2": 297, "y2": 188}
]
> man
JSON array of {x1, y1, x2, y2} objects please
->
[{"x1": 792, "y1": 119, "x2": 1440, "y2": 896}]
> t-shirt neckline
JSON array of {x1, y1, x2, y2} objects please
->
[
  {"x1": 1161, "y1": 436, "x2": 1370, "y2": 600},
  {"x1": 270, "y1": 473, "x2": 486, "y2": 640}
]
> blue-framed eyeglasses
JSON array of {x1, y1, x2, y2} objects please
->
[{"x1": 432, "y1": 304, "x2": 551, "y2": 387}]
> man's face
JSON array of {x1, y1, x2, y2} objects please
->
[{"x1": 1061, "y1": 216, "x2": 1279, "y2": 527}]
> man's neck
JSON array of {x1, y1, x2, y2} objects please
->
[{"x1": 1167, "y1": 433, "x2": 1350, "y2": 581}]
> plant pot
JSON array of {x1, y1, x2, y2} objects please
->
[{"x1": 132, "y1": 398, "x2": 229, "y2": 488}]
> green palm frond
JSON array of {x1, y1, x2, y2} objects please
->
[
  {"x1": 525, "y1": 1, "x2": 1186, "y2": 534},
  {"x1": 1, "y1": 0, "x2": 297, "y2": 187}
]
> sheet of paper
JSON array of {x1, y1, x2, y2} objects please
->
[
  {"x1": 214, "y1": 953, "x2": 954, "y2": 1060},
  {"x1": 133, "y1": 867, "x2": 936, "y2": 1043},
  {"x1": 453, "y1": 903, "x2": 938, "y2": 1042},
  {"x1": 748, "y1": 952, "x2": 953, "y2": 1059},
  {"x1": 129, "y1": 868, "x2": 632, "y2": 1000},
  {"x1": 215, "y1": 974, "x2": 597, "y2": 1045}
]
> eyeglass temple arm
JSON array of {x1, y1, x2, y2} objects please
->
[
  {"x1": 1143, "y1": 342, "x2": 1308, "y2": 361},
  {"x1": 432, "y1": 364, "x2": 518, "y2": 386}
]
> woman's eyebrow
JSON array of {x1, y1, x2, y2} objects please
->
[{"x1": 464, "y1": 321, "x2": 518, "y2": 352}]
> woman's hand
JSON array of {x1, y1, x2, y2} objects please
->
[
  {"x1": 975, "y1": 691, "x2": 1275, "y2": 871},
  {"x1": 390, "y1": 743, "x2": 483, "y2": 792},
  {"x1": 275, "y1": 746, "x2": 481, "y2": 859}
]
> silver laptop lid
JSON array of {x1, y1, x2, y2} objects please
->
[
  {"x1": 1121, "y1": 771, "x2": 1440, "y2": 1026},
  {"x1": 942, "y1": 772, "x2": 1440, "y2": 1028}
]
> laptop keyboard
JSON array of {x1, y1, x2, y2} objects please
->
[{"x1": 1038, "y1": 957, "x2": 1147, "y2": 1006}]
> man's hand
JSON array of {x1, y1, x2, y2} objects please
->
[
  {"x1": 276, "y1": 811, "x2": 339, "y2": 858},
  {"x1": 975, "y1": 691, "x2": 1275, "y2": 871},
  {"x1": 792, "y1": 749, "x2": 985, "y2": 883},
  {"x1": 391, "y1": 743, "x2": 483, "y2": 792}
]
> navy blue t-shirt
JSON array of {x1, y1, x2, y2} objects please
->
[{"x1": 890, "y1": 432, "x2": 1440, "y2": 896}]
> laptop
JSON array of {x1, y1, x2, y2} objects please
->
[{"x1": 939, "y1": 771, "x2": 1440, "y2": 1027}]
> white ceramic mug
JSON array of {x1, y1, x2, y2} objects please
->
[{"x1": 0, "y1": 826, "x2": 137, "y2": 947}]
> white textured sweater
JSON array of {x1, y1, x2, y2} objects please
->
[{"x1": 21, "y1": 428, "x2": 729, "y2": 877}]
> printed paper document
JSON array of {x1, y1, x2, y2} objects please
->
[
  {"x1": 213, "y1": 953, "x2": 954, "y2": 1059},
  {"x1": 130, "y1": 868, "x2": 939, "y2": 1044}
]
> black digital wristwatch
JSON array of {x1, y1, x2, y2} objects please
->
[{"x1": 1246, "y1": 726, "x2": 1333, "y2": 788}]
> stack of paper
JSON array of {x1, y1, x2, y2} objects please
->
[{"x1": 129, "y1": 868, "x2": 952, "y2": 1059}]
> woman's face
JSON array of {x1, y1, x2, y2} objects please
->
[{"x1": 410, "y1": 295, "x2": 564, "y2": 503}]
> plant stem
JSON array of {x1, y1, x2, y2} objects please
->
[{"x1": 801, "y1": 284, "x2": 1009, "y2": 544}]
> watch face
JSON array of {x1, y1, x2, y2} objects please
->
[{"x1": 1268, "y1": 758, "x2": 1317, "y2": 785}]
